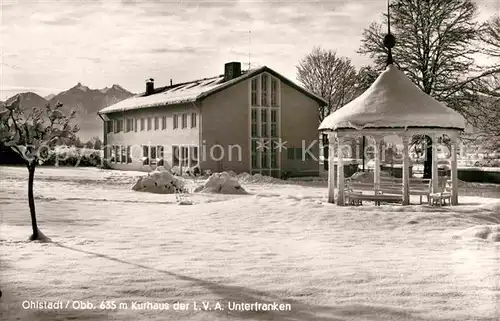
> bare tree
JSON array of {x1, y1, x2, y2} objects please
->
[
  {"x1": 0, "y1": 97, "x2": 78, "y2": 240},
  {"x1": 462, "y1": 15, "x2": 500, "y2": 152},
  {"x1": 297, "y1": 47, "x2": 359, "y2": 121},
  {"x1": 357, "y1": 0, "x2": 498, "y2": 177},
  {"x1": 479, "y1": 14, "x2": 500, "y2": 63},
  {"x1": 355, "y1": 65, "x2": 380, "y2": 93}
]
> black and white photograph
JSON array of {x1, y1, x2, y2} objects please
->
[{"x1": 1, "y1": 0, "x2": 499, "y2": 320}]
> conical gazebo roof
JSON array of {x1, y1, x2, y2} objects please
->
[{"x1": 319, "y1": 64, "x2": 466, "y2": 131}]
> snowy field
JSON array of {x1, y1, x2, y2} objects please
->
[{"x1": 1, "y1": 166, "x2": 499, "y2": 321}]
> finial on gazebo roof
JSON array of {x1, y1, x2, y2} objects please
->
[{"x1": 383, "y1": 0, "x2": 396, "y2": 66}]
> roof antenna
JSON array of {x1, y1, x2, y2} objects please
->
[
  {"x1": 248, "y1": 30, "x2": 252, "y2": 70},
  {"x1": 383, "y1": 0, "x2": 396, "y2": 66}
]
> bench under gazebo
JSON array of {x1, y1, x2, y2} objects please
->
[{"x1": 318, "y1": 21, "x2": 466, "y2": 206}]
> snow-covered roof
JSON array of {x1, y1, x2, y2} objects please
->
[
  {"x1": 319, "y1": 65, "x2": 466, "y2": 131},
  {"x1": 99, "y1": 66, "x2": 327, "y2": 114},
  {"x1": 98, "y1": 75, "x2": 226, "y2": 114}
]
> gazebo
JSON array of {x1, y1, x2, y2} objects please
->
[{"x1": 318, "y1": 19, "x2": 466, "y2": 206}]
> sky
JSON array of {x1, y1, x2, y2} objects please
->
[{"x1": 1, "y1": 0, "x2": 499, "y2": 100}]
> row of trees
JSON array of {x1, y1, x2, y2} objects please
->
[
  {"x1": 72, "y1": 136, "x2": 103, "y2": 150},
  {"x1": 298, "y1": 0, "x2": 500, "y2": 177}
]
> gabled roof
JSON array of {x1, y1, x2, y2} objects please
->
[
  {"x1": 98, "y1": 66, "x2": 327, "y2": 114},
  {"x1": 319, "y1": 64, "x2": 466, "y2": 131}
]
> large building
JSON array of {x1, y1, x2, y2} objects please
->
[{"x1": 98, "y1": 62, "x2": 326, "y2": 177}]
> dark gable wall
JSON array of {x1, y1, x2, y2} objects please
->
[{"x1": 200, "y1": 78, "x2": 250, "y2": 173}]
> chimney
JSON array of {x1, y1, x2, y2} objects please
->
[
  {"x1": 145, "y1": 78, "x2": 154, "y2": 96},
  {"x1": 170, "y1": 79, "x2": 173, "y2": 86},
  {"x1": 224, "y1": 62, "x2": 242, "y2": 82}
]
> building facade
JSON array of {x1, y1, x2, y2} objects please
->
[{"x1": 98, "y1": 62, "x2": 326, "y2": 177}]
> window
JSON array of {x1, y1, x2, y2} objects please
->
[
  {"x1": 106, "y1": 121, "x2": 113, "y2": 134},
  {"x1": 157, "y1": 145, "x2": 164, "y2": 166},
  {"x1": 135, "y1": 119, "x2": 139, "y2": 132},
  {"x1": 261, "y1": 109, "x2": 268, "y2": 137},
  {"x1": 114, "y1": 146, "x2": 120, "y2": 163},
  {"x1": 157, "y1": 145, "x2": 164, "y2": 159},
  {"x1": 271, "y1": 78, "x2": 278, "y2": 107},
  {"x1": 261, "y1": 74, "x2": 268, "y2": 106},
  {"x1": 251, "y1": 78, "x2": 258, "y2": 106},
  {"x1": 154, "y1": 117, "x2": 159, "y2": 130},
  {"x1": 181, "y1": 146, "x2": 189, "y2": 167},
  {"x1": 271, "y1": 110, "x2": 278, "y2": 137},
  {"x1": 126, "y1": 118, "x2": 134, "y2": 132},
  {"x1": 251, "y1": 139, "x2": 259, "y2": 168},
  {"x1": 286, "y1": 148, "x2": 304, "y2": 160},
  {"x1": 142, "y1": 145, "x2": 150, "y2": 165},
  {"x1": 161, "y1": 116, "x2": 167, "y2": 130},
  {"x1": 113, "y1": 120, "x2": 120, "y2": 133},
  {"x1": 150, "y1": 145, "x2": 157, "y2": 160},
  {"x1": 190, "y1": 146, "x2": 198, "y2": 165},
  {"x1": 261, "y1": 141, "x2": 269, "y2": 168},
  {"x1": 117, "y1": 119, "x2": 123, "y2": 132},
  {"x1": 191, "y1": 113, "x2": 197, "y2": 128},
  {"x1": 271, "y1": 142, "x2": 277, "y2": 168},
  {"x1": 173, "y1": 115, "x2": 179, "y2": 129},
  {"x1": 127, "y1": 146, "x2": 132, "y2": 163},
  {"x1": 110, "y1": 145, "x2": 116, "y2": 163},
  {"x1": 251, "y1": 109, "x2": 258, "y2": 137},
  {"x1": 121, "y1": 145, "x2": 126, "y2": 163},
  {"x1": 181, "y1": 114, "x2": 188, "y2": 129},
  {"x1": 172, "y1": 145, "x2": 179, "y2": 166},
  {"x1": 271, "y1": 149, "x2": 278, "y2": 168},
  {"x1": 147, "y1": 117, "x2": 152, "y2": 131},
  {"x1": 305, "y1": 149, "x2": 313, "y2": 160},
  {"x1": 295, "y1": 148, "x2": 303, "y2": 161},
  {"x1": 140, "y1": 118, "x2": 145, "y2": 131}
]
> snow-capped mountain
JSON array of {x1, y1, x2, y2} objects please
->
[
  {"x1": 2, "y1": 83, "x2": 134, "y2": 140},
  {"x1": 4, "y1": 92, "x2": 49, "y2": 110}
]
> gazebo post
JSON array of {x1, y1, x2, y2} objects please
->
[
  {"x1": 327, "y1": 132, "x2": 336, "y2": 204},
  {"x1": 431, "y1": 134, "x2": 439, "y2": 193},
  {"x1": 374, "y1": 136, "x2": 382, "y2": 189},
  {"x1": 402, "y1": 136, "x2": 410, "y2": 205},
  {"x1": 450, "y1": 135, "x2": 458, "y2": 205},
  {"x1": 337, "y1": 136, "x2": 345, "y2": 206}
]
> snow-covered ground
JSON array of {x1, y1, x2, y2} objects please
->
[{"x1": 1, "y1": 166, "x2": 499, "y2": 321}]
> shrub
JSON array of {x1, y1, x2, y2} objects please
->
[
  {"x1": 42, "y1": 148, "x2": 101, "y2": 167},
  {"x1": 281, "y1": 171, "x2": 291, "y2": 180}
]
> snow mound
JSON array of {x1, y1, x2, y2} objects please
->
[
  {"x1": 171, "y1": 165, "x2": 200, "y2": 176},
  {"x1": 490, "y1": 233, "x2": 500, "y2": 242},
  {"x1": 132, "y1": 168, "x2": 185, "y2": 194},
  {"x1": 491, "y1": 203, "x2": 500, "y2": 215},
  {"x1": 156, "y1": 163, "x2": 171, "y2": 172},
  {"x1": 453, "y1": 225, "x2": 500, "y2": 242},
  {"x1": 194, "y1": 172, "x2": 248, "y2": 194},
  {"x1": 236, "y1": 172, "x2": 282, "y2": 184},
  {"x1": 171, "y1": 166, "x2": 181, "y2": 176}
]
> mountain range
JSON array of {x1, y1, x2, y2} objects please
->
[{"x1": 0, "y1": 83, "x2": 134, "y2": 140}]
